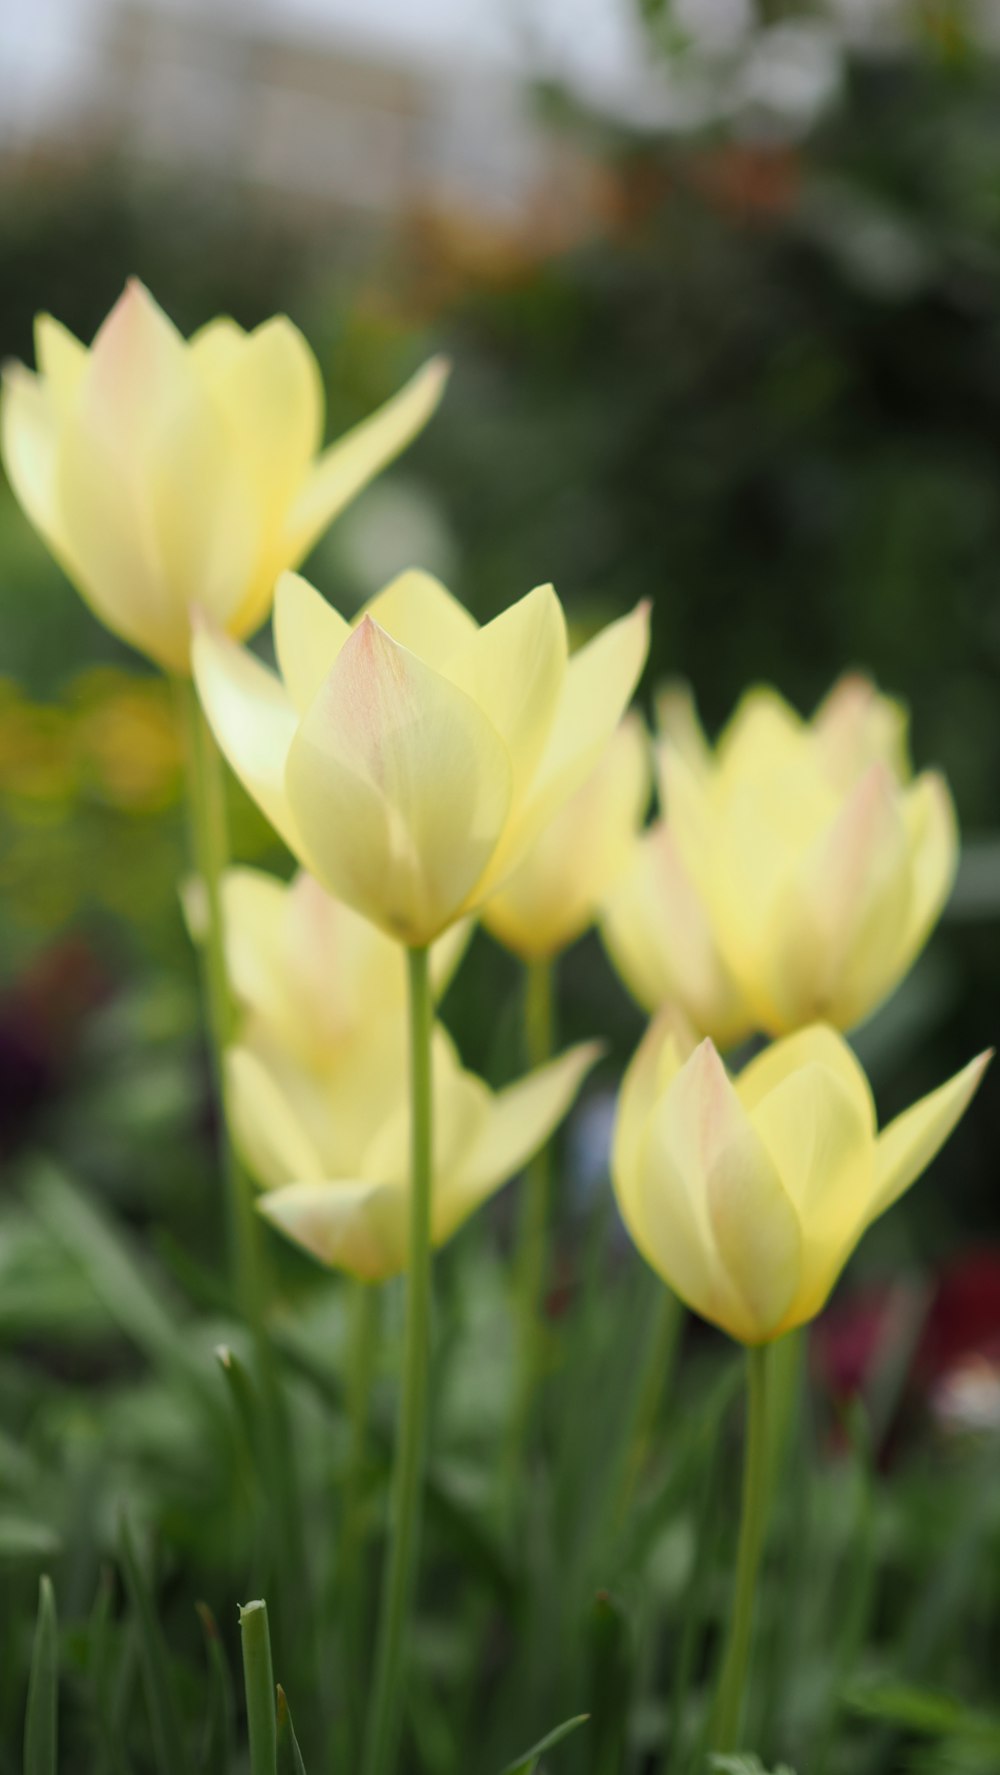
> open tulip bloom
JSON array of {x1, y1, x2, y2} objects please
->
[
  {"x1": 193, "y1": 568, "x2": 650, "y2": 946},
  {"x1": 1, "y1": 281, "x2": 448, "y2": 672},
  {"x1": 614, "y1": 674, "x2": 958, "y2": 1041},
  {"x1": 482, "y1": 713, "x2": 651, "y2": 962},
  {"x1": 228, "y1": 1016, "x2": 599, "y2": 1282},
  {"x1": 613, "y1": 1016, "x2": 991, "y2": 1347}
]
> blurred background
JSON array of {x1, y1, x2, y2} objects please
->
[{"x1": 1, "y1": 0, "x2": 999, "y2": 1337}]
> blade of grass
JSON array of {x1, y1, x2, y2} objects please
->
[
  {"x1": 118, "y1": 1515, "x2": 187, "y2": 1775},
  {"x1": 502, "y1": 1714, "x2": 590, "y2": 1775},
  {"x1": 23, "y1": 1575, "x2": 57, "y2": 1775},
  {"x1": 197, "y1": 1603, "x2": 235, "y2": 1775},
  {"x1": 240, "y1": 1601, "x2": 277, "y2": 1775},
  {"x1": 276, "y1": 1687, "x2": 308, "y2": 1775}
]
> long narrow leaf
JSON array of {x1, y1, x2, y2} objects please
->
[
  {"x1": 501, "y1": 1713, "x2": 589, "y2": 1774},
  {"x1": 118, "y1": 1515, "x2": 187, "y2": 1775},
  {"x1": 197, "y1": 1603, "x2": 235, "y2": 1775},
  {"x1": 23, "y1": 1574, "x2": 58, "y2": 1775},
  {"x1": 276, "y1": 1686, "x2": 308, "y2": 1775},
  {"x1": 240, "y1": 1601, "x2": 277, "y2": 1775}
]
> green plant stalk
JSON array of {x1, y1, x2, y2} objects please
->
[
  {"x1": 336, "y1": 1279, "x2": 381, "y2": 1765},
  {"x1": 24, "y1": 1574, "x2": 58, "y2": 1775},
  {"x1": 362, "y1": 944, "x2": 434, "y2": 1775},
  {"x1": 510, "y1": 956, "x2": 555, "y2": 1449},
  {"x1": 240, "y1": 1601, "x2": 277, "y2": 1775},
  {"x1": 708, "y1": 1342, "x2": 775, "y2": 1756},
  {"x1": 175, "y1": 675, "x2": 260, "y2": 1318},
  {"x1": 614, "y1": 1283, "x2": 684, "y2": 1529}
]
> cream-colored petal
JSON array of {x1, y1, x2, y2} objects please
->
[
  {"x1": 484, "y1": 710, "x2": 649, "y2": 960},
  {"x1": 645, "y1": 1041, "x2": 802, "y2": 1342},
  {"x1": 34, "y1": 314, "x2": 87, "y2": 413},
  {"x1": 254, "y1": 1017, "x2": 408, "y2": 1177},
  {"x1": 1, "y1": 365, "x2": 65, "y2": 546},
  {"x1": 747, "y1": 1061, "x2": 874, "y2": 1323},
  {"x1": 812, "y1": 673, "x2": 910, "y2": 787},
  {"x1": 477, "y1": 600, "x2": 649, "y2": 897},
  {"x1": 188, "y1": 316, "x2": 247, "y2": 381},
  {"x1": 899, "y1": 772, "x2": 958, "y2": 958},
  {"x1": 273, "y1": 572, "x2": 351, "y2": 711},
  {"x1": 285, "y1": 617, "x2": 512, "y2": 943},
  {"x1": 870, "y1": 1050, "x2": 992, "y2": 1223},
  {"x1": 285, "y1": 356, "x2": 450, "y2": 563},
  {"x1": 358, "y1": 568, "x2": 477, "y2": 668},
  {"x1": 222, "y1": 868, "x2": 292, "y2": 1036},
  {"x1": 600, "y1": 823, "x2": 753, "y2": 1048},
  {"x1": 444, "y1": 583, "x2": 567, "y2": 801},
  {"x1": 226, "y1": 1046, "x2": 325, "y2": 1190},
  {"x1": 192, "y1": 622, "x2": 305, "y2": 859},
  {"x1": 612, "y1": 1009, "x2": 697, "y2": 1246},
  {"x1": 653, "y1": 679, "x2": 713, "y2": 781},
  {"x1": 259, "y1": 1178, "x2": 408, "y2": 1281},
  {"x1": 716, "y1": 686, "x2": 806, "y2": 789},
  {"x1": 760, "y1": 763, "x2": 914, "y2": 1032},
  {"x1": 82, "y1": 279, "x2": 187, "y2": 460},
  {"x1": 441, "y1": 1040, "x2": 601, "y2": 1239},
  {"x1": 736, "y1": 1024, "x2": 876, "y2": 1133},
  {"x1": 357, "y1": 1023, "x2": 489, "y2": 1198}
]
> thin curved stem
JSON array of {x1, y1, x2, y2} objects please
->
[
  {"x1": 362, "y1": 944, "x2": 434, "y2": 1775},
  {"x1": 175, "y1": 676, "x2": 261, "y2": 1319},
  {"x1": 509, "y1": 957, "x2": 555, "y2": 1458},
  {"x1": 708, "y1": 1342, "x2": 774, "y2": 1756}
]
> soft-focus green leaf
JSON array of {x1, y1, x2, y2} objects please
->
[
  {"x1": 276, "y1": 1685, "x2": 308, "y2": 1775},
  {"x1": 118, "y1": 1514, "x2": 187, "y2": 1775},
  {"x1": 23, "y1": 1574, "x2": 58, "y2": 1775},
  {"x1": 197, "y1": 1602, "x2": 235, "y2": 1775},
  {"x1": 501, "y1": 1713, "x2": 589, "y2": 1774}
]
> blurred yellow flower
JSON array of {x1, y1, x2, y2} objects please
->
[
  {"x1": 194, "y1": 569, "x2": 649, "y2": 946},
  {"x1": 222, "y1": 864, "x2": 467, "y2": 1074},
  {"x1": 228, "y1": 1015, "x2": 599, "y2": 1283},
  {"x1": 641, "y1": 675, "x2": 957, "y2": 1037},
  {"x1": 1, "y1": 281, "x2": 448, "y2": 673},
  {"x1": 613, "y1": 1014, "x2": 990, "y2": 1345},
  {"x1": 482, "y1": 715, "x2": 650, "y2": 961}
]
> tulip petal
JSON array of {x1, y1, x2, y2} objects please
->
[
  {"x1": 359, "y1": 568, "x2": 477, "y2": 668},
  {"x1": 259, "y1": 1178, "x2": 408, "y2": 1281},
  {"x1": 870, "y1": 1050, "x2": 992, "y2": 1223},
  {"x1": 612, "y1": 1010, "x2": 696, "y2": 1243},
  {"x1": 1, "y1": 365, "x2": 64, "y2": 546},
  {"x1": 83, "y1": 280, "x2": 187, "y2": 460},
  {"x1": 479, "y1": 600, "x2": 649, "y2": 895},
  {"x1": 643, "y1": 1042, "x2": 802, "y2": 1342},
  {"x1": 442, "y1": 1040, "x2": 601, "y2": 1238},
  {"x1": 737, "y1": 1024, "x2": 876, "y2": 1132},
  {"x1": 226, "y1": 1046, "x2": 325, "y2": 1190},
  {"x1": 34, "y1": 314, "x2": 87, "y2": 413},
  {"x1": 192, "y1": 623, "x2": 306, "y2": 860},
  {"x1": 747, "y1": 1060, "x2": 874, "y2": 1275},
  {"x1": 901, "y1": 772, "x2": 958, "y2": 957},
  {"x1": 274, "y1": 572, "x2": 351, "y2": 711},
  {"x1": 359, "y1": 1025, "x2": 492, "y2": 1207},
  {"x1": 445, "y1": 583, "x2": 567, "y2": 800},
  {"x1": 286, "y1": 617, "x2": 512, "y2": 943},
  {"x1": 222, "y1": 869, "x2": 291, "y2": 1036},
  {"x1": 286, "y1": 356, "x2": 450, "y2": 562}
]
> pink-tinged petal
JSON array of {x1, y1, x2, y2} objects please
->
[
  {"x1": 359, "y1": 568, "x2": 477, "y2": 668},
  {"x1": 285, "y1": 617, "x2": 512, "y2": 943},
  {"x1": 273, "y1": 571, "x2": 351, "y2": 711},
  {"x1": 192, "y1": 621, "x2": 306, "y2": 860},
  {"x1": 871, "y1": 1050, "x2": 992, "y2": 1222},
  {"x1": 260, "y1": 1179, "x2": 409, "y2": 1281}
]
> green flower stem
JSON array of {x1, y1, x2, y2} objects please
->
[
  {"x1": 708, "y1": 1342, "x2": 775, "y2": 1756},
  {"x1": 337, "y1": 1279, "x2": 381, "y2": 1765},
  {"x1": 614, "y1": 1283, "x2": 684, "y2": 1530},
  {"x1": 362, "y1": 943, "x2": 434, "y2": 1775},
  {"x1": 510, "y1": 956, "x2": 555, "y2": 1449},
  {"x1": 175, "y1": 676, "x2": 261, "y2": 1319}
]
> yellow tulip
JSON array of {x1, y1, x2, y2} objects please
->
[
  {"x1": 481, "y1": 715, "x2": 650, "y2": 961},
  {"x1": 228, "y1": 1019, "x2": 600, "y2": 1282},
  {"x1": 601, "y1": 822, "x2": 754, "y2": 1050},
  {"x1": 613, "y1": 1014, "x2": 991, "y2": 1345},
  {"x1": 222, "y1": 865, "x2": 468, "y2": 1074},
  {"x1": 1, "y1": 280, "x2": 448, "y2": 673},
  {"x1": 193, "y1": 569, "x2": 650, "y2": 946},
  {"x1": 651, "y1": 675, "x2": 958, "y2": 1035}
]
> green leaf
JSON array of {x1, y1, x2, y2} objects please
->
[
  {"x1": 845, "y1": 1681, "x2": 1000, "y2": 1745},
  {"x1": 240, "y1": 1600, "x2": 277, "y2": 1775},
  {"x1": 118, "y1": 1514, "x2": 187, "y2": 1775},
  {"x1": 197, "y1": 1602, "x2": 235, "y2": 1775},
  {"x1": 23, "y1": 1574, "x2": 58, "y2": 1775},
  {"x1": 708, "y1": 1757, "x2": 796, "y2": 1775},
  {"x1": 501, "y1": 1713, "x2": 589, "y2": 1774},
  {"x1": 0, "y1": 1515, "x2": 61, "y2": 1562},
  {"x1": 276, "y1": 1686, "x2": 308, "y2": 1775}
]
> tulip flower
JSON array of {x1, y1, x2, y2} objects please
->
[
  {"x1": 221, "y1": 865, "x2": 467, "y2": 1074},
  {"x1": 613, "y1": 1016, "x2": 991, "y2": 1346},
  {"x1": 601, "y1": 822, "x2": 755, "y2": 1049},
  {"x1": 226, "y1": 1017, "x2": 599, "y2": 1283},
  {"x1": 481, "y1": 715, "x2": 650, "y2": 961},
  {"x1": 1, "y1": 280, "x2": 448, "y2": 672},
  {"x1": 193, "y1": 569, "x2": 650, "y2": 946},
  {"x1": 643, "y1": 675, "x2": 957, "y2": 1037}
]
